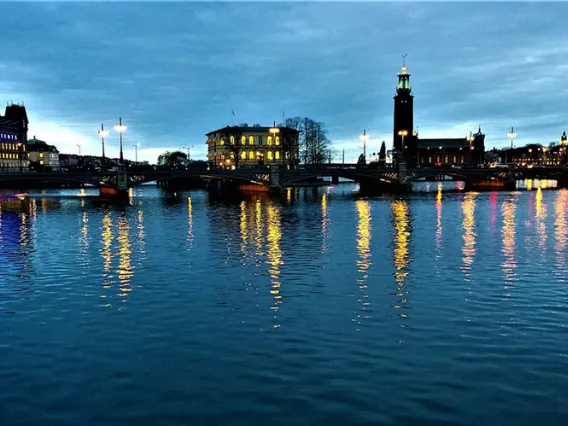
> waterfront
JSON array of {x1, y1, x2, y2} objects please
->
[{"x1": 1, "y1": 183, "x2": 568, "y2": 425}]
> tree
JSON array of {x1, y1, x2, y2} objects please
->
[
  {"x1": 378, "y1": 141, "x2": 387, "y2": 165},
  {"x1": 219, "y1": 126, "x2": 244, "y2": 168},
  {"x1": 280, "y1": 117, "x2": 332, "y2": 166},
  {"x1": 158, "y1": 151, "x2": 187, "y2": 168}
]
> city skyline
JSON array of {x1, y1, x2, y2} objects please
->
[{"x1": 1, "y1": 2, "x2": 567, "y2": 163}]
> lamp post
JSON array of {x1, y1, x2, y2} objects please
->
[
  {"x1": 360, "y1": 129, "x2": 369, "y2": 162},
  {"x1": 114, "y1": 117, "x2": 127, "y2": 163},
  {"x1": 16, "y1": 142, "x2": 22, "y2": 172},
  {"x1": 98, "y1": 123, "x2": 109, "y2": 164},
  {"x1": 182, "y1": 145, "x2": 194, "y2": 162},
  {"x1": 507, "y1": 127, "x2": 516, "y2": 165},
  {"x1": 76, "y1": 143, "x2": 81, "y2": 156},
  {"x1": 397, "y1": 129, "x2": 408, "y2": 165},
  {"x1": 133, "y1": 143, "x2": 140, "y2": 163}
]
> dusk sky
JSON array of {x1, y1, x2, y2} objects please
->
[{"x1": 1, "y1": 2, "x2": 567, "y2": 163}]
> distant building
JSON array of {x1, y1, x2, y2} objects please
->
[
  {"x1": 0, "y1": 103, "x2": 29, "y2": 170},
  {"x1": 392, "y1": 63, "x2": 485, "y2": 167},
  {"x1": 27, "y1": 137, "x2": 59, "y2": 170},
  {"x1": 493, "y1": 131, "x2": 568, "y2": 167},
  {"x1": 206, "y1": 124, "x2": 300, "y2": 169}
]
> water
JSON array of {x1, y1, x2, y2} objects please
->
[{"x1": 1, "y1": 183, "x2": 567, "y2": 425}]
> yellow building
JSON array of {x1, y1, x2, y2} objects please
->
[
  {"x1": 0, "y1": 130, "x2": 28, "y2": 170},
  {"x1": 206, "y1": 124, "x2": 300, "y2": 169},
  {"x1": 27, "y1": 137, "x2": 60, "y2": 170}
]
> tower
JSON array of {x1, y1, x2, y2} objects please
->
[{"x1": 393, "y1": 58, "x2": 416, "y2": 167}]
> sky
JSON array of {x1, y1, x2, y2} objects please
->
[{"x1": 1, "y1": 1, "x2": 567, "y2": 163}]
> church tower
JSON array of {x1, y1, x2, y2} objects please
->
[{"x1": 393, "y1": 58, "x2": 416, "y2": 166}]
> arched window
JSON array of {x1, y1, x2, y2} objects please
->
[
  {"x1": 267, "y1": 151, "x2": 273, "y2": 160},
  {"x1": 241, "y1": 151, "x2": 247, "y2": 160},
  {"x1": 267, "y1": 136, "x2": 272, "y2": 145},
  {"x1": 275, "y1": 136, "x2": 280, "y2": 146},
  {"x1": 275, "y1": 151, "x2": 281, "y2": 160},
  {"x1": 230, "y1": 136, "x2": 235, "y2": 145},
  {"x1": 249, "y1": 136, "x2": 254, "y2": 145},
  {"x1": 220, "y1": 138, "x2": 225, "y2": 146},
  {"x1": 249, "y1": 151, "x2": 255, "y2": 160},
  {"x1": 241, "y1": 136, "x2": 246, "y2": 145}
]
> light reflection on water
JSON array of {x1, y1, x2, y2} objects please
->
[{"x1": 0, "y1": 185, "x2": 567, "y2": 425}]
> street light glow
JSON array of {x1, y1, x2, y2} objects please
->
[
  {"x1": 115, "y1": 123, "x2": 127, "y2": 133},
  {"x1": 98, "y1": 129, "x2": 109, "y2": 138}
]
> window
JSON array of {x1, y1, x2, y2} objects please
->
[
  {"x1": 221, "y1": 154, "x2": 225, "y2": 160},
  {"x1": 453, "y1": 154, "x2": 457, "y2": 163},
  {"x1": 39, "y1": 153, "x2": 44, "y2": 158},
  {"x1": 267, "y1": 136, "x2": 272, "y2": 145},
  {"x1": 275, "y1": 136, "x2": 280, "y2": 146},
  {"x1": 241, "y1": 136, "x2": 246, "y2": 145},
  {"x1": 230, "y1": 136, "x2": 235, "y2": 145},
  {"x1": 220, "y1": 138, "x2": 225, "y2": 145},
  {"x1": 258, "y1": 136, "x2": 263, "y2": 145},
  {"x1": 275, "y1": 151, "x2": 280, "y2": 160},
  {"x1": 267, "y1": 151, "x2": 273, "y2": 160},
  {"x1": 40, "y1": 160, "x2": 44, "y2": 165},
  {"x1": 249, "y1": 151, "x2": 254, "y2": 160},
  {"x1": 240, "y1": 151, "x2": 247, "y2": 160},
  {"x1": 249, "y1": 136, "x2": 254, "y2": 145}
]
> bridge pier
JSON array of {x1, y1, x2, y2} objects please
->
[
  {"x1": 331, "y1": 175, "x2": 339, "y2": 184},
  {"x1": 558, "y1": 173, "x2": 568, "y2": 189}
]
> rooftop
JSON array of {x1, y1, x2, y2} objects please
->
[
  {"x1": 418, "y1": 138, "x2": 471, "y2": 150},
  {"x1": 206, "y1": 125, "x2": 300, "y2": 136}
]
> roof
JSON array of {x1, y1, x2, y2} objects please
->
[
  {"x1": 418, "y1": 138, "x2": 470, "y2": 150},
  {"x1": 27, "y1": 137, "x2": 59, "y2": 153},
  {"x1": 4, "y1": 104, "x2": 28, "y2": 125},
  {"x1": 206, "y1": 125, "x2": 300, "y2": 136}
]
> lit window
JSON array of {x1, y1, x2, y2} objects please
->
[
  {"x1": 40, "y1": 160, "x2": 43, "y2": 165},
  {"x1": 230, "y1": 136, "x2": 235, "y2": 145},
  {"x1": 39, "y1": 153, "x2": 44, "y2": 158},
  {"x1": 241, "y1": 136, "x2": 246, "y2": 145},
  {"x1": 275, "y1": 136, "x2": 280, "y2": 146},
  {"x1": 27, "y1": 153, "x2": 30, "y2": 158},
  {"x1": 240, "y1": 151, "x2": 247, "y2": 160},
  {"x1": 267, "y1": 151, "x2": 273, "y2": 160},
  {"x1": 220, "y1": 138, "x2": 225, "y2": 146},
  {"x1": 267, "y1": 136, "x2": 272, "y2": 145},
  {"x1": 221, "y1": 154, "x2": 225, "y2": 160},
  {"x1": 249, "y1": 151, "x2": 254, "y2": 160},
  {"x1": 249, "y1": 136, "x2": 254, "y2": 145},
  {"x1": 275, "y1": 151, "x2": 280, "y2": 160}
]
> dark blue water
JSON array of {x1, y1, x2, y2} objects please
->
[{"x1": 1, "y1": 183, "x2": 567, "y2": 425}]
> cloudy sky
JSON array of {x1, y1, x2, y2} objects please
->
[{"x1": 1, "y1": 1, "x2": 567, "y2": 163}]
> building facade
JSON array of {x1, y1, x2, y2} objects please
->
[
  {"x1": 392, "y1": 64, "x2": 485, "y2": 167},
  {"x1": 27, "y1": 137, "x2": 60, "y2": 170},
  {"x1": 206, "y1": 124, "x2": 300, "y2": 169},
  {"x1": 0, "y1": 104, "x2": 29, "y2": 170}
]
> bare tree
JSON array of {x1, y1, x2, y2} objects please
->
[
  {"x1": 219, "y1": 126, "x2": 244, "y2": 168},
  {"x1": 280, "y1": 117, "x2": 332, "y2": 166}
]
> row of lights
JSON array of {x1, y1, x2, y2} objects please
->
[{"x1": 93, "y1": 117, "x2": 138, "y2": 163}]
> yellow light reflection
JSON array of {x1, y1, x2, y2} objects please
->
[
  {"x1": 254, "y1": 198, "x2": 263, "y2": 254},
  {"x1": 266, "y1": 202, "x2": 283, "y2": 320},
  {"x1": 461, "y1": 192, "x2": 477, "y2": 277},
  {"x1": 501, "y1": 195, "x2": 518, "y2": 287},
  {"x1": 80, "y1": 210, "x2": 89, "y2": 251},
  {"x1": 19, "y1": 212, "x2": 29, "y2": 249},
  {"x1": 321, "y1": 193, "x2": 328, "y2": 252},
  {"x1": 392, "y1": 199, "x2": 410, "y2": 318},
  {"x1": 526, "y1": 179, "x2": 533, "y2": 191},
  {"x1": 187, "y1": 196, "x2": 194, "y2": 244},
  {"x1": 116, "y1": 214, "x2": 133, "y2": 301},
  {"x1": 355, "y1": 200, "x2": 372, "y2": 327},
  {"x1": 436, "y1": 183, "x2": 443, "y2": 250},
  {"x1": 535, "y1": 188, "x2": 547, "y2": 251},
  {"x1": 100, "y1": 211, "x2": 113, "y2": 305},
  {"x1": 554, "y1": 190, "x2": 567, "y2": 270}
]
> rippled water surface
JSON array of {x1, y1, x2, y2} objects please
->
[{"x1": 1, "y1": 184, "x2": 567, "y2": 425}]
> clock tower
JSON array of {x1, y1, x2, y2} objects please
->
[{"x1": 393, "y1": 59, "x2": 416, "y2": 167}]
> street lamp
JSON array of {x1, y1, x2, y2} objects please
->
[
  {"x1": 397, "y1": 129, "x2": 408, "y2": 158},
  {"x1": 98, "y1": 123, "x2": 109, "y2": 163},
  {"x1": 361, "y1": 129, "x2": 369, "y2": 160},
  {"x1": 133, "y1": 143, "x2": 140, "y2": 163},
  {"x1": 114, "y1": 117, "x2": 127, "y2": 163},
  {"x1": 182, "y1": 145, "x2": 194, "y2": 162},
  {"x1": 76, "y1": 143, "x2": 81, "y2": 156}
]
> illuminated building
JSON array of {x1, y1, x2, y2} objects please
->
[
  {"x1": 392, "y1": 62, "x2": 485, "y2": 167},
  {"x1": 205, "y1": 123, "x2": 300, "y2": 169},
  {"x1": 0, "y1": 103, "x2": 29, "y2": 170},
  {"x1": 492, "y1": 132, "x2": 568, "y2": 167},
  {"x1": 27, "y1": 137, "x2": 59, "y2": 170}
]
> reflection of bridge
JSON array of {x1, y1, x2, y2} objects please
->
[{"x1": 0, "y1": 164, "x2": 567, "y2": 195}]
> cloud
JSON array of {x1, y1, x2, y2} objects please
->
[{"x1": 0, "y1": 2, "x2": 566, "y2": 165}]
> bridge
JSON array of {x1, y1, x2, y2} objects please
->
[{"x1": 0, "y1": 164, "x2": 566, "y2": 197}]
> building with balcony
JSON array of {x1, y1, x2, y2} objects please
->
[
  {"x1": 206, "y1": 124, "x2": 300, "y2": 169},
  {"x1": 27, "y1": 137, "x2": 59, "y2": 170}
]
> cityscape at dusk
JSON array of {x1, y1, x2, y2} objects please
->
[
  {"x1": 2, "y1": 2, "x2": 568, "y2": 426},
  {"x1": 1, "y1": 2, "x2": 567, "y2": 162}
]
